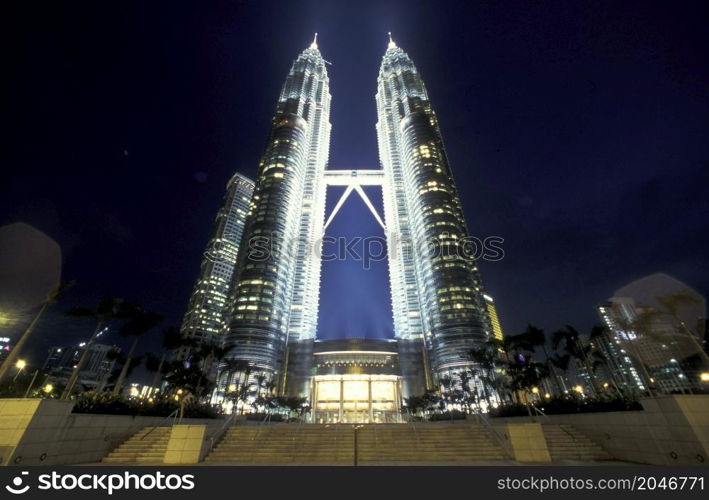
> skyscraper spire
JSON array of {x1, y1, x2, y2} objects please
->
[
  {"x1": 310, "y1": 32, "x2": 318, "y2": 49},
  {"x1": 387, "y1": 31, "x2": 396, "y2": 49}
]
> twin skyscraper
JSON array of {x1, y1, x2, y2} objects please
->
[{"x1": 182, "y1": 34, "x2": 496, "y2": 403}]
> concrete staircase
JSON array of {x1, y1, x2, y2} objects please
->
[
  {"x1": 102, "y1": 427, "x2": 171, "y2": 464},
  {"x1": 357, "y1": 424, "x2": 506, "y2": 464},
  {"x1": 206, "y1": 424, "x2": 354, "y2": 464},
  {"x1": 542, "y1": 424, "x2": 612, "y2": 462},
  {"x1": 205, "y1": 423, "x2": 507, "y2": 464}
]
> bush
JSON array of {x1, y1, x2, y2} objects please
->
[
  {"x1": 71, "y1": 393, "x2": 218, "y2": 418},
  {"x1": 489, "y1": 396, "x2": 643, "y2": 418},
  {"x1": 428, "y1": 410, "x2": 467, "y2": 421}
]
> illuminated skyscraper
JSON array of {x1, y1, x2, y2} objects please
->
[
  {"x1": 484, "y1": 294, "x2": 504, "y2": 342},
  {"x1": 225, "y1": 36, "x2": 331, "y2": 380},
  {"x1": 180, "y1": 172, "x2": 254, "y2": 352},
  {"x1": 376, "y1": 34, "x2": 493, "y2": 377}
]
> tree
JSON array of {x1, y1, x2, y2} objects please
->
[
  {"x1": 506, "y1": 357, "x2": 549, "y2": 416},
  {"x1": 0, "y1": 281, "x2": 72, "y2": 383},
  {"x1": 111, "y1": 305, "x2": 163, "y2": 395},
  {"x1": 656, "y1": 292, "x2": 709, "y2": 366},
  {"x1": 518, "y1": 324, "x2": 564, "y2": 396},
  {"x1": 145, "y1": 326, "x2": 189, "y2": 396},
  {"x1": 552, "y1": 325, "x2": 601, "y2": 396},
  {"x1": 60, "y1": 296, "x2": 124, "y2": 399}
]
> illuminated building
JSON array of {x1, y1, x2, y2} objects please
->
[
  {"x1": 597, "y1": 274, "x2": 707, "y2": 393},
  {"x1": 484, "y1": 295, "x2": 504, "y2": 342},
  {"x1": 310, "y1": 339, "x2": 403, "y2": 423},
  {"x1": 375, "y1": 34, "x2": 493, "y2": 377},
  {"x1": 225, "y1": 34, "x2": 331, "y2": 380},
  {"x1": 42, "y1": 343, "x2": 118, "y2": 391},
  {"x1": 179, "y1": 172, "x2": 254, "y2": 355},
  {"x1": 220, "y1": 35, "x2": 497, "y2": 412},
  {"x1": 0, "y1": 336, "x2": 12, "y2": 364}
]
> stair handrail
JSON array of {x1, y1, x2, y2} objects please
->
[
  {"x1": 140, "y1": 409, "x2": 179, "y2": 441},
  {"x1": 530, "y1": 403, "x2": 549, "y2": 420},
  {"x1": 205, "y1": 412, "x2": 237, "y2": 456},
  {"x1": 405, "y1": 408, "x2": 420, "y2": 450},
  {"x1": 474, "y1": 409, "x2": 513, "y2": 460},
  {"x1": 289, "y1": 415, "x2": 306, "y2": 461},
  {"x1": 529, "y1": 404, "x2": 584, "y2": 451},
  {"x1": 251, "y1": 412, "x2": 273, "y2": 441}
]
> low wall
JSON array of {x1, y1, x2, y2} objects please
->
[
  {"x1": 0, "y1": 399, "x2": 222, "y2": 466},
  {"x1": 491, "y1": 395, "x2": 709, "y2": 465}
]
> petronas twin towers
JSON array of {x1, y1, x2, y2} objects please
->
[{"x1": 222, "y1": 35, "x2": 493, "y2": 399}]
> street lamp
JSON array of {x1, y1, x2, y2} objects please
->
[
  {"x1": 43, "y1": 383, "x2": 53, "y2": 394},
  {"x1": 574, "y1": 385, "x2": 583, "y2": 394},
  {"x1": 13, "y1": 359, "x2": 26, "y2": 381},
  {"x1": 700, "y1": 372, "x2": 709, "y2": 382}
]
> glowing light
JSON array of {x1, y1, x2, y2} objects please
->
[
  {"x1": 228, "y1": 384, "x2": 237, "y2": 392},
  {"x1": 310, "y1": 32, "x2": 318, "y2": 50},
  {"x1": 574, "y1": 385, "x2": 583, "y2": 394},
  {"x1": 700, "y1": 372, "x2": 709, "y2": 382},
  {"x1": 388, "y1": 31, "x2": 396, "y2": 49},
  {"x1": 15, "y1": 359, "x2": 26, "y2": 370},
  {"x1": 531, "y1": 387, "x2": 539, "y2": 394},
  {"x1": 43, "y1": 383, "x2": 53, "y2": 394},
  {"x1": 544, "y1": 393, "x2": 551, "y2": 399},
  {"x1": 603, "y1": 382, "x2": 609, "y2": 389}
]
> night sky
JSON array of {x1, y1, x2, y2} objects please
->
[{"x1": 3, "y1": 1, "x2": 708, "y2": 381}]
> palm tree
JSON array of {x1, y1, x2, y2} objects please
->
[
  {"x1": 0, "y1": 281, "x2": 73, "y2": 382},
  {"x1": 60, "y1": 296, "x2": 125, "y2": 399},
  {"x1": 254, "y1": 373, "x2": 268, "y2": 396},
  {"x1": 111, "y1": 305, "x2": 163, "y2": 395},
  {"x1": 519, "y1": 324, "x2": 564, "y2": 396},
  {"x1": 549, "y1": 353, "x2": 571, "y2": 392},
  {"x1": 145, "y1": 326, "x2": 187, "y2": 397},
  {"x1": 552, "y1": 325, "x2": 601, "y2": 396},
  {"x1": 656, "y1": 292, "x2": 709, "y2": 366},
  {"x1": 218, "y1": 359, "x2": 246, "y2": 401},
  {"x1": 588, "y1": 325, "x2": 626, "y2": 396}
]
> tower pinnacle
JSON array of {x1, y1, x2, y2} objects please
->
[
  {"x1": 310, "y1": 32, "x2": 318, "y2": 49},
  {"x1": 387, "y1": 32, "x2": 396, "y2": 49}
]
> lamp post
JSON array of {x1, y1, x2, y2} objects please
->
[{"x1": 13, "y1": 359, "x2": 26, "y2": 382}]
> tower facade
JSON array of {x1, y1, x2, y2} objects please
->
[
  {"x1": 376, "y1": 37, "x2": 492, "y2": 377},
  {"x1": 180, "y1": 172, "x2": 254, "y2": 352},
  {"x1": 225, "y1": 37, "x2": 331, "y2": 380}
]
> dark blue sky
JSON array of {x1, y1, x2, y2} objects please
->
[{"x1": 2, "y1": 1, "x2": 708, "y2": 377}]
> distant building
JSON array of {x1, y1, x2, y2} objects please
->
[
  {"x1": 484, "y1": 294, "x2": 505, "y2": 342},
  {"x1": 178, "y1": 172, "x2": 255, "y2": 357},
  {"x1": 597, "y1": 273, "x2": 707, "y2": 394},
  {"x1": 43, "y1": 343, "x2": 119, "y2": 391},
  {"x1": 0, "y1": 336, "x2": 12, "y2": 364}
]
